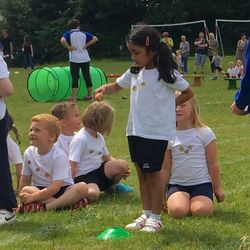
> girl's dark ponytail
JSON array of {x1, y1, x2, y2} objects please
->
[{"x1": 157, "y1": 41, "x2": 177, "y2": 83}]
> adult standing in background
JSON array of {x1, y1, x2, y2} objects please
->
[
  {"x1": 179, "y1": 35, "x2": 190, "y2": 74},
  {"x1": 22, "y1": 35, "x2": 34, "y2": 70},
  {"x1": 236, "y1": 33, "x2": 248, "y2": 69},
  {"x1": 208, "y1": 33, "x2": 218, "y2": 79},
  {"x1": 193, "y1": 31, "x2": 208, "y2": 75},
  {"x1": 60, "y1": 19, "x2": 98, "y2": 102},
  {"x1": 0, "y1": 56, "x2": 17, "y2": 225},
  {"x1": 231, "y1": 36, "x2": 250, "y2": 115},
  {"x1": 161, "y1": 32, "x2": 174, "y2": 51},
  {"x1": 0, "y1": 30, "x2": 13, "y2": 65}
]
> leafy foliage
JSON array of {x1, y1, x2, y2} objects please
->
[{"x1": 0, "y1": 0, "x2": 249, "y2": 65}]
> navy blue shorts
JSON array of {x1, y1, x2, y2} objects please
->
[
  {"x1": 167, "y1": 182, "x2": 213, "y2": 201},
  {"x1": 74, "y1": 163, "x2": 114, "y2": 191},
  {"x1": 127, "y1": 136, "x2": 168, "y2": 173},
  {"x1": 37, "y1": 185, "x2": 70, "y2": 199}
]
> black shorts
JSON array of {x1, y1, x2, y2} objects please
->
[
  {"x1": 74, "y1": 163, "x2": 114, "y2": 191},
  {"x1": 127, "y1": 136, "x2": 168, "y2": 173},
  {"x1": 36, "y1": 185, "x2": 70, "y2": 199},
  {"x1": 167, "y1": 182, "x2": 213, "y2": 201}
]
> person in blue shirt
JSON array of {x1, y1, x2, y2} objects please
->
[
  {"x1": 231, "y1": 37, "x2": 250, "y2": 115},
  {"x1": 60, "y1": 19, "x2": 98, "y2": 101}
]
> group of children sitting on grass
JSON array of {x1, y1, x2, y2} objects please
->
[{"x1": 9, "y1": 101, "x2": 132, "y2": 213}]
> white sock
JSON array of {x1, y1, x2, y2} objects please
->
[
  {"x1": 150, "y1": 213, "x2": 161, "y2": 221},
  {"x1": 142, "y1": 210, "x2": 151, "y2": 218}
]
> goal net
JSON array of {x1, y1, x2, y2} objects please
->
[
  {"x1": 216, "y1": 19, "x2": 250, "y2": 57},
  {"x1": 131, "y1": 20, "x2": 209, "y2": 55}
]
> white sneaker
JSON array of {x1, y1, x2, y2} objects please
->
[
  {"x1": 125, "y1": 214, "x2": 148, "y2": 230},
  {"x1": 140, "y1": 218, "x2": 162, "y2": 233},
  {"x1": 0, "y1": 209, "x2": 16, "y2": 225}
]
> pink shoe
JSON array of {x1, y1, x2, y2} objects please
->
[
  {"x1": 23, "y1": 202, "x2": 46, "y2": 213},
  {"x1": 71, "y1": 198, "x2": 88, "y2": 210}
]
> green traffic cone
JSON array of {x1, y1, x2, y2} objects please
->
[{"x1": 96, "y1": 226, "x2": 131, "y2": 240}]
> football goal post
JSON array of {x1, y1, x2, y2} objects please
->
[
  {"x1": 131, "y1": 20, "x2": 209, "y2": 54},
  {"x1": 216, "y1": 19, "x2": 250, "y2": 57}
]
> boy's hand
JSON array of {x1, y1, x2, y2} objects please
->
[
  {"x1": 214, "y1": 187, "x2": 225, "y2": 203},
  {"x1": 19, "y1": 192, "x2": 35, "y2": 204}
]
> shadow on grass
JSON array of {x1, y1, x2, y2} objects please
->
[
  {"x1": 0, "y1": 220, "x2": 68, "y2": 241},
  {"x1": 99, "y1": 191, "x2": 140, "y2": 206},
  {"x1": 213, "y1": 209, "x2": 249, "y2": 224},
  {"x1": 161, "y1": 227, "x2": 240, "y2": 249}
]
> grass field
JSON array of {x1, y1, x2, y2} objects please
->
[{"x1": 1, "y1": 56, "x2": 250, "y2": 250}]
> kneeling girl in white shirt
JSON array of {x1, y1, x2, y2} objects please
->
[{"x1": 163, "y1": 95, "x2": 225, "y2": 218}]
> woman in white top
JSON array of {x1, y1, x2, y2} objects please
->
[
  {"x1": 163, "y1": 95, "x2": 225, "y2": 218},
  {"x1": 61, "y1": 19, "x2": 98, "y2": 101}
]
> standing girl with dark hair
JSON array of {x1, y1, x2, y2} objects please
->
[{"x1": 95, "y1": 27, "x2": 193, "y2": 232}]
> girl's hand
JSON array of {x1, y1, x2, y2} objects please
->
[
  {"x1": 94, "y1": 86, "x2": 106, "y2": 96},
  {"x1": 214, "y1": 187, "x2": 225, "y2": 203},
  {"x1": 123, "y1": 168, "x2": 131, "y2": 180}
]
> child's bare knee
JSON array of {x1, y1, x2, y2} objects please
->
[
  {"x1": 168, "y1": 205, "x2": 190, "y2": 218},
  {"x1": 87, "y1": 190, "x2": 100, "y2": 202},
  {"x1": 75, "y1": 182, "x2": 88, "y2": 196},
  {"x1": 191, "y1": 204, "x2": 213, "y2": 216}
]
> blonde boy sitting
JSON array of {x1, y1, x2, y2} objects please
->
[{"x1": 18, "y1": 114, "x2": 88, "y2": 212}]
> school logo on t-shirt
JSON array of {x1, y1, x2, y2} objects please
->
[{"x1": 179, "y1": 145, "x2": 192, "y2": 154}]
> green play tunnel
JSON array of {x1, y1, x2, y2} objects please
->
[{"x1": 27, "y1": 66, "x2": 107, "y2": 102}]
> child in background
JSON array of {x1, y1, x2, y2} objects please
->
[
  {"x1": 51, "y1": 102, "x2": 82, "y2": 157},
  {"x1": 163, "y1": 95, "x2": 225, "y2": 218},
  {"x1": 95, "y1": 26, "x2": 193, "y2": 232},
  {"x1": 69, "y1": 102, "x2": 130, "y2": 203},
  {"x1": 19, "y1": 114, "x2": 89, "y2": 212},
  {"x1": 175, "y1": 50, "x2": 183, "y2": 73},
  {"x1": 234, "y1": 60, "x2": 244, "y2": 78},
  {"x1": 225, "y1": 61, "x2": 237, "y2": 78},
  {"x1": 210, "y1": 54, "x2": 225, "y2": 80},
  {"x1": 7, "y1": 115, "x2": 23, "y2": 193}
]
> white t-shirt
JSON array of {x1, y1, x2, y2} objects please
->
[
  {"x1": 227, "y1": 67, "x2": 236, "y2": 76},
  {"x1": 69, "y1": 127, "x2": 109, "y2": 176},
  {"x1": 168, "y1": 127, "x2": 216, "y2": 186},
  {"x1": 55, "y1": 133, "x2": 74, "y2": 157},
  {"x1": 63, "y1": 29, "x2": 93, "y2": 63},
  {"x1": 7, "y1": 135, "x2": 23, "y2": 165},
  {"x1": 116, "y1": 68, "x2": 189, "y2": 140},
  {"x1": 0, "y1": 56, "x2": 9, "y2": 119},
  {"x1": 234, "y1": 66, "x2": 243, "y2": 76},
  {"x1": 22, "y1": 144, "x2": 73, "y2": 187}
]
